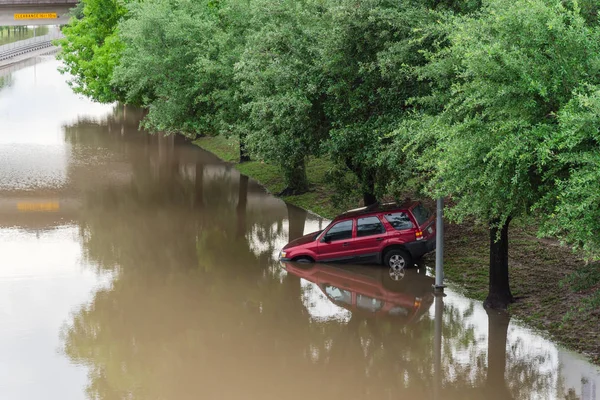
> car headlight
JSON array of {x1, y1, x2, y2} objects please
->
[{"x1": 280, "y1": 251, "x2": 287, "y2": 259}]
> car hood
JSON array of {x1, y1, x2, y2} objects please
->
[{"x1": 284, "y1": 231, "x2": 321, "y2": 249}]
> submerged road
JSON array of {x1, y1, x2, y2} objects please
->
[{"x1": 0, "y1": 55, "x2": 599, "y2": 400}]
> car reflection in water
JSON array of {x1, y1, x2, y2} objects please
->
[{"x1": 282, "y1": 261, "x2": 434, "y2": 323}]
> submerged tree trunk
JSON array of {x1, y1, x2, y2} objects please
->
[
  {"x1": 484, "y1": 218, "x2": 514, "y2": 310},
  {"x1": 280, "y1": 158, "x2": 309, "y2": 195}
]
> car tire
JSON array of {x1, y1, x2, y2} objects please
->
[
  {"x1": 294, "y1": 257, "x2": 314, "y2": 264},
  {"x1": 384, "y1": 249, "x2": 412, "y2": 277}
]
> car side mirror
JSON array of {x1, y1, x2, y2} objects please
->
[{"x1": 322, "y1": 235, "x2": 331, "y2": 243}]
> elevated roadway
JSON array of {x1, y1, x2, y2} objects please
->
[
  {"x1": 0, "y1": 28, "x2": 62, "y2": 67},
  {"x1": 0, "y1": 0, "x2": 76, "y2": 25}
]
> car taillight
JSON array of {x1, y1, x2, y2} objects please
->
[{"x1": 415, "y1": 230, "x2": 424, "y2": 240}]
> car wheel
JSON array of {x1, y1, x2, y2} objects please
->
[
  {"x1": 384, "y1": 249, "x2": 412, "y2": 276},
  {"x1": 294, "y1": 257, "x2": 313, "y2": 264}
]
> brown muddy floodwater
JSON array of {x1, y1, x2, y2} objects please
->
[{"x1": 1, "y1": 57, "x2": 599, "y2": 400}]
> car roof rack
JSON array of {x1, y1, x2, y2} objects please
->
[{"x1": 337, "y1": 200, "x2": 413, "y2": 219}]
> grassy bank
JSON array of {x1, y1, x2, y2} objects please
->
[
  {"x1": 194, "y1": 135, "x2": 600, "y2": 365},
  {"x1": 194, "y1": 136, "x2": 351, "y2": 218}
]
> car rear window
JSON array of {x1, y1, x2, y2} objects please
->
[
  {"x1": 384, "y1": 212, "x2": 414, "y2": 230},
  {"x1": 412, "y1": 204, "x2": 431, "y2": 226}
]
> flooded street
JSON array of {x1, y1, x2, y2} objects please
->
[{"x1": 1, "y1": 56, "x2": 600, "y2": 400}]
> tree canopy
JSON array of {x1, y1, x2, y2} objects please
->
[{"x1": 58, "y1": 0, "x2": 600, "y2": 308}]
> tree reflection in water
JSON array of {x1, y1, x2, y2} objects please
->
[{"x1": 60, "y1": 110, "x2": 589, "y2": 400}]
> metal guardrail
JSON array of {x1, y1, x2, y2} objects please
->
[{"x1": 0, "y1": 32, "x2": 62, "y2": 62}]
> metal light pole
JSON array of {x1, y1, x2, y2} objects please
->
[{"x1": 434, "y1": 197, "x2": 445, "y2": 291}]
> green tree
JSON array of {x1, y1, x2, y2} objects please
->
[
  {"x1": 235, "y1": 0, "x2": 330, "y2": 194},
  {"x1": 114, "y1": 0, "x2": 252, "y2": 162},
  {"x1": 409, "y1": 0, "x2": 600, "y2": 308},
  {"x1": 539, "y1": 87, "x2": 600, "y2": 259},
  {"x1": 57, "y1": 0, "x2": 129, "y2": 103},
  {"x1": 319, "y1": 0, "x2": 429, "y2": 205}
]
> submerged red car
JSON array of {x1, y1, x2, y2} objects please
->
[{"x1": 279, "y1": 201, "x2": 436, "y2": 270}]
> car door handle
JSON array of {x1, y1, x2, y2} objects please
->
[
  {"x1": 342, "y1": 242, "x2": 350, "y2": 247},
  {"x1": 376, "y1": 238, "x2": 384, "y2": 241}
]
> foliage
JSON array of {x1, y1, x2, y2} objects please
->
[
  {"x1": 62, "y1": 0, "x2": 600, "y2": 307},
  {"x1": 319, "y1": 0, "x2": 434, "y2": 202},
  {"x1": 539, "y1": 87, "x2": 600, "y2": 259},
  {"x1": 235, "y1": 0, "x2": 330, "y2": 193},
  {"x1": 114, "y1": 0, "x2": 250, "y2": 136},
  {"x1": 410, "y1": 0, "x2": 600, "y2": 233},
  {"x1": 57, "y1": 0, "x2": 129, "y2": 103}
]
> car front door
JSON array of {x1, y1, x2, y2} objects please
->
[
  {"x1": 316, "y1": 220, "x2": 355, "y2": 262},
  {"x1": 353, "y1": 216, "x2": 387, "y2": 263}
]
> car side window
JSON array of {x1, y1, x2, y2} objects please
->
[
  {"x1": 323, "y1": 220, "x2": 353, "y2": 242},
  {"x1": 384, "y1": 212, "x2": 414, "y2": 230},
  {"x1": 356, "y1": 295, "x2": 384, "y2": 312},
  {"x1": 357, "y1": 216, "x2": 385, "y2": 237}
]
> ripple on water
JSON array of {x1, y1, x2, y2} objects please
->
[{"x1": 0, "y1": 144, "x2": 69, "y2": 190}]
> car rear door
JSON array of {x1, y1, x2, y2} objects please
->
[
  {"x1": 382, "y1": 211, "x2": 416, "y2": 243},
  {"x1": 316, "y1": 219, "x2": 355, "y2": 262},
  {"x1": 353, "y1": 215, "x2": 387, "y2": 263}
]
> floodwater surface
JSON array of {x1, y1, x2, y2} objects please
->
[
  {"x1": 0, "y1": 26, "x2": 49, "y2": 46},
  {"x1": 1, "y1": 57, "x2": 599, "y2": 400}
]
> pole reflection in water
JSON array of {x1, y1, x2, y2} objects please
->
[
  {"x1": 433, "y1": 292, "x2": 444, "y2": 400},
  {"x1": 1, "y1": 57, "x2": 600, "y2": 400}
]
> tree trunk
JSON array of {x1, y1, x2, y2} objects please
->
[
  {"x1": 362, "y1": 172, "x2": 377, "y2": 206},
  {"x1": 363, "y1": 192, "x2": 377, "y2": 207},
  {"x1": 239, "y1": 133, "x2": 250, "y2": 163},
  {"x1": 484, "y1": 218, "x2": 514, "y2": 309},
  {"x1": 280, "y1": 158, "x2": 309, "y2": 195},
  {"x1": 236, "y1": 175, "x2": 248, "y2": 239},
  {"x1": 485, "y1": 308, "x2": 513, "y2": 400}
]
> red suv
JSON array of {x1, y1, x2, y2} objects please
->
[{"x1": 279, "y1": 201, "x2": 435, "y2": 270}]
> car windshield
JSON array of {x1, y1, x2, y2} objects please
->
[
  {"x1": 312, "y1": 230, "x2": 323, "y2": 240},
  {"x1": 412, "y1": 204, "x2": 431, "y2": 226}
]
